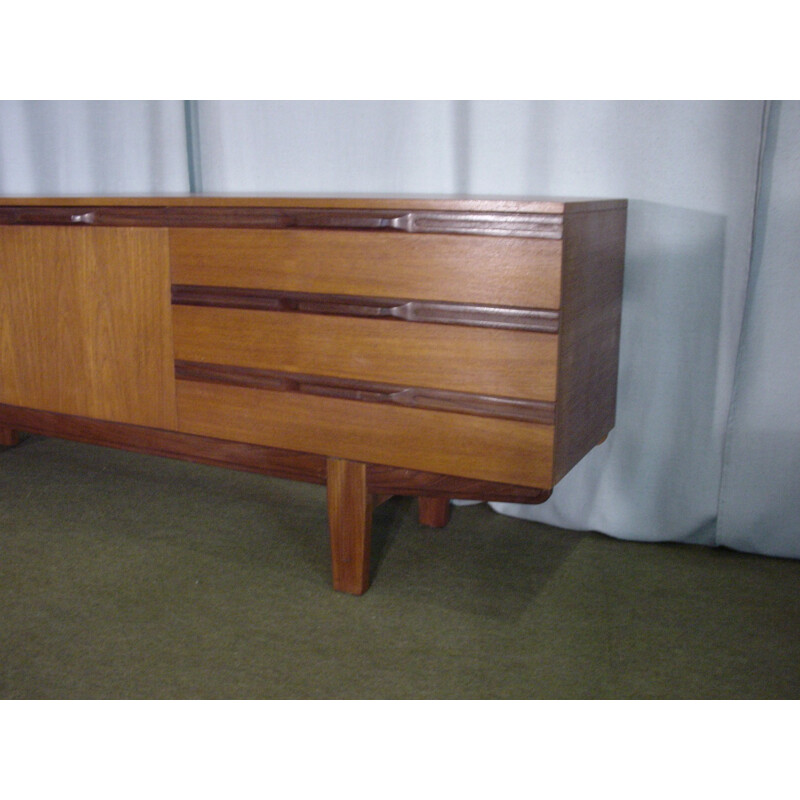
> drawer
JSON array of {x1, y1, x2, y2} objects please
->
[
  {"x1": 172, "y1": 305, "x2": 558, "y2": 402},
  {"x1": 176, "y1": 379, "x2": 556, "y2": 488},
  {"x1": 169, "y1": 228, "x2": 563, "y2": 309}
]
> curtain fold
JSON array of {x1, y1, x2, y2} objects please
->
[
  {"x1": 193, "y1": 100, "x2": 464, "y2": 194},
  {"x1": 715, "y1": 101, "x2": 800, "y2": 557},
  {"x1": 0, "y1": 100, "x2": 189, "y2": 194}
]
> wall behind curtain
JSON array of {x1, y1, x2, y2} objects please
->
[
  {"x1": 192, "y1": 100, "x2": 767, "y2": 548},
  {"x1": 0, "y1": 101, "x2": 189, "y2": 193}
]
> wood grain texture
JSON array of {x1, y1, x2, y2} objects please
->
[
  {"x1": 418, "y1": 497, "x2": 451, "y2": 528},
  {"x1": 172, "y1": 305, "x2": 558, "y2": 402},
  {"x1": 0, "y1": 205, "x2": 563, "y2": 239},
  {"x1": 366, "y1": 465, "x2": 552, "y2": 502},
  {"x1": 169, "y1": 228, "x2": 563, "y2": 309},
  {"x1": 0, "y1": 403, "x2": 328, "y2": 484},
  {"x1": 0, "y1": 403, "x2": 553, "y2": 501},
  {"x1": 0, "y1": 227, "x2": 176, "y2": 428},
  {"x1": 327, "y1": 458, "x2": 372, "y2": 594},
  {"x1": 552, "y1": 205, "x2": 627, "y2": 482},
  {"x1": 0, "y1": 195, "x2": 627, "y2": 214},
  {"x1": 174, "y1": 361, "x2": 556, "y2": 424},
  {"x1": 172, "y1": 285, "x2": 561, "y2": 333},
  {"x1": 176, "y1": 380, "x2": 556, "y2": 488}
]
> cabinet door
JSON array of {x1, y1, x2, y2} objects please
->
[{"x1": 0, "y1": 226, "x2": 177, "y2": 429}]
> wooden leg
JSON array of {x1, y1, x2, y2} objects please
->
[
  {"x1": 0, "y1": 425, "x2": 19, "y2": 447},
  {"x1": 418, "y1": 496, "x2": 451, "y2": 528},
  {"x1": 327, "y1": 458, "x2": 373, "y2": 595}
]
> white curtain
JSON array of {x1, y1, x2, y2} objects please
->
[
  {"x1": 0, "y1": 100, "x2": 189, "y2": 193},
  {"x1": 715, "y1": 101, "x2": 800, "y2": 556},
  {"x1": 192, "y1": 100, "x2": 466, "y2": 194},
  {"x1": 1, "y1": 99, "x2": 797, "y2": 558}
]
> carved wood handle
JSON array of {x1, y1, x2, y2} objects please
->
[{"x1": 0, "y1": 206, "x2": 563, "y2": 239}]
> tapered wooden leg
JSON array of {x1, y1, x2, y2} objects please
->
[
  {"x1": 0, "y1": 425, "x2": 19, "y2": 447},
  {"x1": 418, "y1": 496, "x2": 451, "y2": 528},
  {"x1": 327, "y1": 458, "x2": 373, "y2": 595}
]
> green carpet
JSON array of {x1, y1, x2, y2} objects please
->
[{"x1": 1, "y1": 434, "x2": 798, "y2": 699}]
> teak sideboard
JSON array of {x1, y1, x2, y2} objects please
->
[{"x1": 0, "y1": 196, "x2": 626, "y2": 594}]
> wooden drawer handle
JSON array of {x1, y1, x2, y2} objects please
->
[{"x1": 172, "y1": 285, "x2": 560, "y2": 333}]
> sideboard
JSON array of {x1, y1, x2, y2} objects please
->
[{"x1": 0, "y1": 196, "x2": 626, "y2": 594}]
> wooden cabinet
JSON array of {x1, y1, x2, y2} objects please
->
[{"x1": 0, "y1": 196, "x2": 626, "y2": 594}]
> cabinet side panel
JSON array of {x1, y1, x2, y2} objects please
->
[
  {"x1": 552, "y1": 208, "x2": 626, "y2": 483},
  {"x1": 0, "y1": 227, "x2": 177, "y2": 428}
]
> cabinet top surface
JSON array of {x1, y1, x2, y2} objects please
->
[{"x1": 0, "y1": 194, "x2": 626, "y2": 214}]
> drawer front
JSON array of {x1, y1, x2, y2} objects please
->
[
  {"x1": 172, "y1": 305, "x2": 558, "y2": 402},
  {"x1": 170, "y1": 228, "x2": 563, "y2": 309},
  {"x1": 170, "y1": 222, "x2": 562, "y2": 488},
  {"x1": 176, "y1": 379, "x2": 555, "y2": 488}
]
